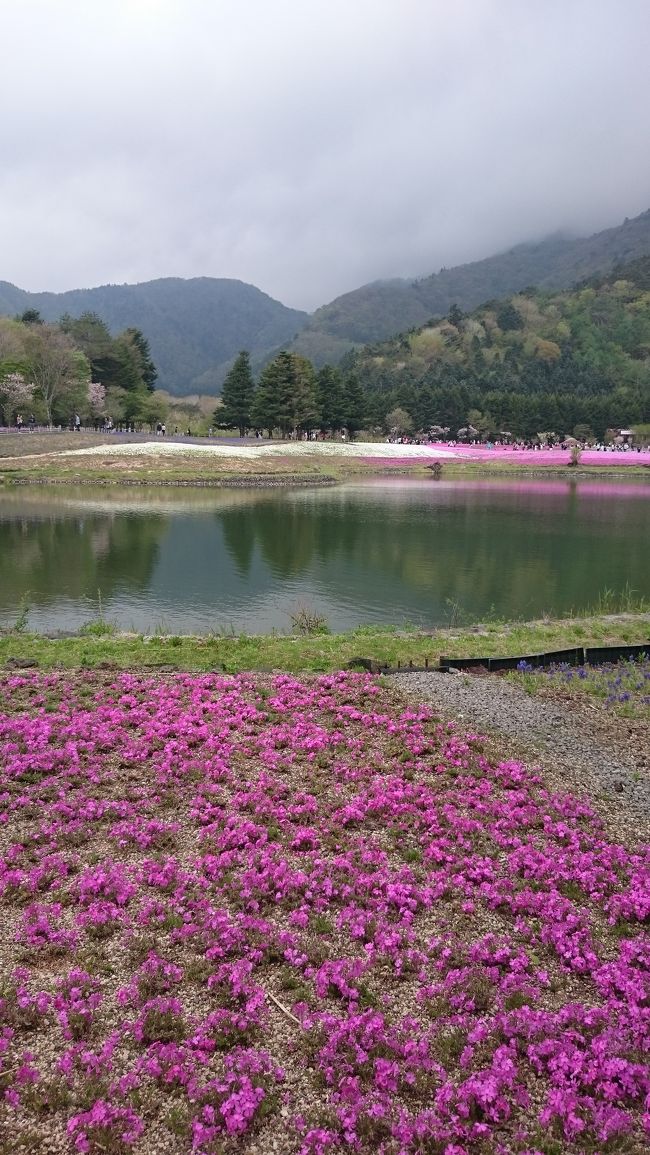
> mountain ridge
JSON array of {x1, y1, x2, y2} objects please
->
[
  {"x1": 2, "y1": 208, "x2": 650, "y2": 394},
  {"x1": 290, "y1": 210, "x2": 650, "y2": 364},
  {"x1": 0, "y1": 276, "x2": 309, "y2": 396}
]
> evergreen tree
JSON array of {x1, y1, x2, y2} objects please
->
[
  {"x1": 270, "y1": 351, "x2": 297, "y2": 436},
  {"x1": 447, "y1": 303, "x2": 465, "y2": 329},
  {"x1": 250, "y1": 365, "x2": 279, "y2": 437},
  {"x1": 251, "y1": 352, "x2": 294, "y2": 436},
  {"x1": 250, "y1": 351, "x2": 319, "y2": 437},
  {"x1": 217, "y1": 350, "x2": 254, "y2": 436},
  {"x1": 343, "y1": 373, "x2": 365, "y2": 440},
  {"x1": 112, "y1": 335, "x2": 146, "y2": 393},
  {"x1": 17, "y1": 309, "x2": 43, "y2": 326},
  {"x1": 59, "y1": 313, "x2": 156, "y2": 396},
  {"x1": 317, "y1": 365, "x2": 345, "y2": 433},
  {"x1": 496, "y1": 301, "x2": 524, "y2": 331},
  {"x1": 59, "y1": 312, "x2": 113, "y2": 379},
  {"x1": 124, "y1": 328, "x2": 157, "y2": 392},
  {"x1": 292, "y1": 355, "x2": 320, "y2": 433}
]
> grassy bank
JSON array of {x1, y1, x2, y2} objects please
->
[
  {"x1": 0, "y1": 446, "x2": 415, "y2": 486},
  {"x1": 1, "y1": 612, "x2": 648, "y2": 674},
  {"x1": 5, "y1": 459, "x2": 650, "y2": 486}
]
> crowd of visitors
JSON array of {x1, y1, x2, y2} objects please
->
[
  {"x1": 387, "y1": 434, "x2": 645, "y2": 452},
  {"x1": 3, "y1": 414, "x2": 648, "y2": 453}
]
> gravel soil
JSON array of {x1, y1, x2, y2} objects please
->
[{"x1": 389, "y1": 669, "x2": 650, "y2": 845}]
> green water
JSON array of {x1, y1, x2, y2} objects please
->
[{"x1": 2, "y1": 478, "x2": 649, "y2": 633}]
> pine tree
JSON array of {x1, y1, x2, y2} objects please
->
[
  {"x1": 317, "y1": 365, "x2": 345, "y2": 433},
  {"x1": 496, "y1": 301, "x2": 524, "y2": 331},
  {"x1": 343, "y1": 372, "x2": 365, "y2": 440},
  {"x1": 292, "y1": 355, "x2": 320, "y2": 433},
  {"x1": 272, "y1": 351, "x2": 299, "y2": 436},
  {"x1": 250, "y1": 362, "x2": 278, "y2": 437},
  {"x1": 217, "y1": 350, "x2": 254, "y2": 436},
  {"x1": 447, "y1": 303, "x2": 464, "y2": 330},
  {"x1": 124, "y1": 329, "x2": 158, "y2": 392},
  {"x1": 250, "y1": 351, "x2": 320, "y2": 437}
]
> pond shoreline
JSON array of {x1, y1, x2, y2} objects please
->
[
  {"x1": 2, "y1": 473, "x2": 338, "y2": 488},
  {"x1": 2, "y1": 612, "x2": 648, "y2": 673},
  {"x1": 3, "y1": 462, "x2": 650, "y2": 488}
]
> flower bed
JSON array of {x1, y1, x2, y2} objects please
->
[
  {"x1": 513, "y1": 657, "x2": 650, "y2": 719},
  {"x1": 0, "y1": 670, "x2": 648, "y2": 1153},
  {"x1": 57, "y1": 439, "x2": 650, "y2": 468}
]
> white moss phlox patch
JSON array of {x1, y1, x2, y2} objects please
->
[{"x1": 58, "y1": 440, "x2": 459, "y2": 460}]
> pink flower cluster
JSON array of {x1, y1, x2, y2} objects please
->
[
  {"x1": 67, "y1": 1098, "x2": 144, "y2": 1152},
  {"x1": 0, "y1": 669, "x2": 648, "y2": 1153}
]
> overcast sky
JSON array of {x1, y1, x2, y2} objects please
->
[{"x1": 1, "y1": 0, "x2": 649, "y2": 311}]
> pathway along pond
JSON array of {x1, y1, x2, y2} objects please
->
[{"x1": 2, "y1": 477, "x2": 649, "y2": 634}]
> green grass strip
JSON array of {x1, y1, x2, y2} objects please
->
[{"x1": 2, "y1": 614, "x2": 649, "y2": 674}]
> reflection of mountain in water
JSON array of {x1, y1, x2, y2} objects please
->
[
  {"x1": 0, "y1": 485, "x2": 279, "y2": 617},
  {"x1": 1, "y1": 480, "x2": 648, "y2": 630},
  {"x1": 0, "y1": 506, "x2": 165, "y2": 608},
  {"x1": 215, "y1": 482, "x2": 650, "y2": 620}
]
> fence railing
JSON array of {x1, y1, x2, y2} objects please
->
[{"x1": 347, "y1": 643, "x2": 649, "y2": 675}]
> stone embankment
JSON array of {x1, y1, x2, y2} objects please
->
[{"x1": 5, "y1": 474, "x2": 337, "y2": 488}]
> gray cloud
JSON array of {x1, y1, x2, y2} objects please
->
[{"x1": 1, "y1": 0, "x2": 649, "y2": 310}]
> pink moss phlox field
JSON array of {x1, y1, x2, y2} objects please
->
[
  {"x1": 373, "y1": 444, "x2": 650, "y2": 468},
  {"x1": 0, "y1": 670, "x2": 648, "y2": 1153}
]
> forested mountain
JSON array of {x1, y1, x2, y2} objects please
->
[
  {"x1": 343, "y1": 255, "x2": 650, "y2": 440},
  {"x1": 290, "y1": 209, "x2": 650, "y2": 365},
  {"x1": 2, "y1": 209, "x2": 650, "y2": 396},
  {"x1": 0, "y1": 278, "x2": 308, "y2": 396}
]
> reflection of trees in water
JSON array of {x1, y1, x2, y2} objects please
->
[
  {"x1": 220, "y1": 503, "x2": 318, "y2": 578},
  {"x1": 330, "y1": 498, "x2": 647, "y2": 616},
  {"x1": 220, "y1": 509, "x2": 255, "y2": 578},
  {"x1": 0, "y1": 511, "x2": 164, "y2": 608},
  {"x1": 2, "y1": 486, "x2": 647, "y2": 625},
  {"x1": 221, "y1": 498, "x2": 378, "y2": 580},
  {"x1": 217, "y1": 491, "x2": 649, "y2": 618}
]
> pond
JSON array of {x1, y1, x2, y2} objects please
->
[{"x1": 2, "y1": 478, "x2": 649, "y2": 634}]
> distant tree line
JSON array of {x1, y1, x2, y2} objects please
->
[
  {"x1": 0, "y1": 310, "x2": 162, "y2": 428},
  {"x1": 215, "y1": 350, "x2": 365, "y2": 438},
  {"x1": 215, "y1": 350, "x2": 647, "y2": 445}
]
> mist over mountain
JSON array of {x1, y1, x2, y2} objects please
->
[
  {"x1": 2, "y1": 209, "x2": 650, "y2": 396},
  {"x1": 289, "y1": 209, "x2": 650, "y2": 365}
]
